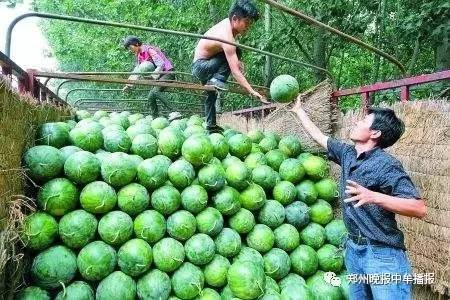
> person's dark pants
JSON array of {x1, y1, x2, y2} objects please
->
[
  {"x1": 148, "y1": 72, "x2": 175, "y2": 117},
  {"x1": 192, "y1": 50, "x2": 241, "y2": 127}
]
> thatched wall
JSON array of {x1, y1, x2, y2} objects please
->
[
  {"x1": 0, "y1": 80, "x2": 71, "y2": 298},
  {"x1": 335, "y1": 100, "x2": 450, "y2": 297}
]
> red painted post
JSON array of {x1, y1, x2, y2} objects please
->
[{"x1": 400, "y1": 85, "x2": 410, "y2": 102}]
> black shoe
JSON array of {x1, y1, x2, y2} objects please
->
[
  {"x1": 207, "y1": 125, "x2": 224, "y2": 134},
  {"x1": 205, "y1": 78, "x2": 228, "y2": 91}
]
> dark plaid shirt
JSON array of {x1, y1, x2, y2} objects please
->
[{"x1": 327, "y1": 138, "x2": 421, "y2": 249}]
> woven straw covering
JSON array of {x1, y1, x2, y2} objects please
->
[
  {"x1": 0, "y1": 79, "x2": 71, "y2": 298},
  {"x1": 219, "y1": 80, "x2": 335, "y2": 153},
  {"x1": 335, "y1": 100, "x2": 450, "y2": 296}
]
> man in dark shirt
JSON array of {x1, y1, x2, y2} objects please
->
[{"x1": 292, "y1": 100, "x2": 426, "y2": 299}]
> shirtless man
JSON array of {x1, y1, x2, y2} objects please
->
[{"x1": 192, "y1": 0, "x2": 268, "y2": 133}]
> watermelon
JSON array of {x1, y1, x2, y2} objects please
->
[
  {"x1": 196, "y1": 207, "x2": 224, "y2": 236},
  {"x1": 239, "y1": 184, "x2": 267, "y2": 211},
  {"x1": 59, "y1": 145, "x2": 82, "y2": 162},
  {"x1": 290, "y1": 245, "x2": 319, "y2": 277},
  {"x1": 69, "y1": 123, "x2": 103, "y2": 152},
  {"x1": 228, "y1": 208, "x2": 255, "y2": 234},
  {"x1": 96, "y1": 271, "x2": 136, "y2": 300},
  {"x1": 133, "y1": 210, "x2": 166, "y2": 244},
  {"x1": 315, "y1": 178, "x2": 339, "y2": 202},
  {"x1": 37, "y1": 122, "x2": 69, "y2": 148},
  {"x1": 23, "y1": 145, "x2": 64, "y2": 182},
  {"x1": 225, "y1": 161, "x2": 251, "y2": 191},
  {"x1": 263, "y1": 248, "x2": 291, "y2": 280},
  {"x1": 302, "y1": 155, "x2": 329, "y2": 180},
  {"x1": 204, "y1": 255, "x2": 230, "y2": 287},
  {"x1": 296, "y1": 180, "x2": 318, "y2": 205},
  {"x1": 309, "y1": 199, "x2": 334, "y2": 225},
  {"x1": 100, "y1": 152, "x2": 137, "y2": 187},
  {"x1": 59, "y1": 210, "x2": 98, "y2": 249},
  {"x1": 98, "y1": 211, "x2": 134, "y2": 246},
  {"x1": 265, "y1": 276, "x2": 280, "y2": 293},
  {"x1": 273, "y1": 224, "x2": 300, "y2": 252},
  {"x1": 198, "y1": 163, "x2": 226, "y2": 192},
  {"x1": 258, "y1": 200, "x2": 286, "y2": 229},
  {"x1": 182, "y1": 135, "x2": 214, "y2": 167},
  {"x1": 317, "y1": 244, "x2": 344, "y2": 273},
  {"x1": 197, "y1": 288, "x2": 221, "y2": 300},
  {"x1": 181, "y1": 185, "x2": 209, "y2": 214},
  {"x1": 269, "y1": 75, "x2": 299, "y2": 103},
  {"x1": 167, "y1": 210, "x2": 197, "y2": 241},
  {"x1": 280, "y1": 284, "x2": 313, "y2": 300},
  {"x1": 227, "y1": 261, "x2": 265, "y2": 299},
  {"x1": 22, "y1": 212, "x2": 58, "y2": 251},
  {"x1": 265, "y1": 150, "x2": 287, "y2": 171},
  {"x1": 247, "y1": 130, "x2": 265, "y2": 143},
  {"x1": 306, "y1": 271, "x2": 342, "y2": 300},
  {"x1": 16, "y1": 286, "x2": 50, "y2": 300},
  {"x1": 273, "y1": 181, "x2": 297, "y2": 205},
  {"x1": 151, "y1": 185, "x2": 181, "y2": 215},
  {"x1": 64, "y1": 151, "x2": 100, "y2": 184},
  {"x1": 55, "y1": 281, "x2": 94, "y2": 300},
  {"x1": 153, "y1": 237, "x2": 185, "y2": 272},
  {"x1": 228, "y1": 134, "x2": 252, "y2": 159},
  {"x1": 233, "y1": 246, "x2": 264, "y2": 267},
  {"x1": 118, "y1": 238, "x2": 153, "y2": 276},
  {"x1": 252, "y1": 166, "x2": 277, "y2": 193},
  {"x1": 168, "y1": 159, "x2": 196, "y2": 189},
  {"x1": 137, "y1": 155, "x2": 171, "y2": 190},
  {"x1": 279, "y1": 273, "x2": 306, "y2": 290},
  {"x1": 244, "y1": 152, "x2": 267, "y2": 170},
  {"x1": 285, "y1": 201, "x2": 310, "y2": 229},
  {"x1": 185, "y1": 233, "x2": 216, "y2": 265},
  {"x1": 300, "y1": 223, "x2": 326, "y2": 250},
  {"x1": 158, "y1": 127, "x2": 185, "y2": 159},
  {"x1": 279, "y1": 158, "x2": 305, "y2": 184},
  {"x1": 247, "y1": 224, "x2": 275, "y2": 253},
  {"x1": 137, "y1": 269, "x2": 172, "y2": 300},
  {"x1": 172, "y1": 262, "x2": 205, "y2": 299},
  {"x1": 209, "y1": 133, "x2": 230, "y2": 159},
  {"x1": 215, "y1": 228, "x2": 242, "y2": 258},
  {"x1": 117, "y1": 183, "x2": 150, "y2": 216},
  {"x1": 259, "y1": 137, "x2": 278, "y2": 153},
  {"x1": 212, "y1": 186, "x2": 241, "y2": 216},
  {"x1": 278, "y1": 135, "x2": 302, "y2": 158},
  {"x1": 103, "y1": 129, "x2": 132, "y2": 152},
  {"x1": 110, "y1": 114, "x2": 131, "y2": 129},
  {"x1": 77, "y1": 241, "x2": 117, "y2": 281},
  {"x1": 37, "y1": 178, "x2": 78, "y2": 216},
  {"x1": 131, "y1": 134, "x2": 158, "y2": 159},
  {"x1": 325, "y1": 219, "x2": 348, "y2": 247},
  {"x1": 80, "y1": 181, "x2": 117, "y2": 214},
  {"x1": 31, "y1": 245, "x2": 77, "y2": 289},
  {"x1": 222, "y1": 155, "x2": 242, "y2": 170}
]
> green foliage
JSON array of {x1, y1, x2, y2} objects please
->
[{"x1": 33, "y1": 0, "x2": 447, "y2": 112}]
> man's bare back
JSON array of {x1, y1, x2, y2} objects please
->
[{"x1": 194, "y1": 18, "x2": 235, "y2": 61}]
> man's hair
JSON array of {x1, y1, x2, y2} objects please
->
[
  {"x1": 229, "y1": 0, "x2": 259, "y2": 21},
  {"x1": 123, "y1": 36, "x2": 142, "y2": 49},
  {"x1": 368, "y1": 107, "x2": 405, "y2": 148}
]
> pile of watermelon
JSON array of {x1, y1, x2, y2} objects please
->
[{"x1": 18, "y1": 109, "x2": 349, "y2": 300}]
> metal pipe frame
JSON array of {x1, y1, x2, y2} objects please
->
[
  {"x1": 64, "y1": 87, "x2": 204, "y2": 102},
  {"x1": 5, "y1": 12, "x2": 331, "y2": 77},
  {"x1": 34, "y1": 71, "x2": 266, "y2": 96},
  {"x1": 261, "y1": 0, "x2": 406, "y2": 74}
]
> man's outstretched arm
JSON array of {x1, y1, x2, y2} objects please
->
[
  {"x1": 291, "y1": 99, "x2": 329, "y2": 149},
  {"x1": 223, "y1": 44, "x2": 269, "y2": 104}
]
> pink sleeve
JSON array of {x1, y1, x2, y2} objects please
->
[{"x1": 147, "y1": 48, "x2": 165, "y2": 69}]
